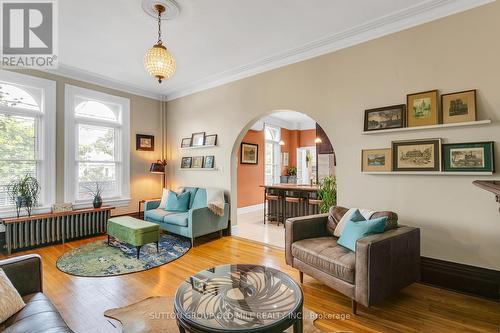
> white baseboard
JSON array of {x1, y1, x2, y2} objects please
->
[
  {"x1": 231, "y1": 225, "x2": 239, "y2": 234},
  {"x1": 237, "y1": 203, "x2": 264, "y2": 215}
]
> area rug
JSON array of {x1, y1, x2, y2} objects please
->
[
  {"x1": 104, "y1": 296, "x2": 324, "y2": 333},
  {"x1": 56, "y1": 234, "x2": 191, "y2": 277}
]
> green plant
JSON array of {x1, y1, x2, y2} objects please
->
[
  {"x1": 287, "y1": 166, "x2": 297, "y2": 176},
  {"x1": 7, "y1": 174, "x2": 40, "y2": 217},
  {"x1": 317, "y1": 176, "x2": 337, "y2": 213}
]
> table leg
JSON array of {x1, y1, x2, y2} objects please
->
[
  {"x1": 177, "y1": 321, "x2": 186, "y2": 333},
  {"x1": 293, "y1": 317, "x2": 303, "y2": 333}
]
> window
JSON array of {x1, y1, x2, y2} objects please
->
[
  {"x1": 297, "y1": 147, "x2": 317, "y2": 185},
  {"x1": 65, "y1": 85, "x2": 130, "y2": 208},
  {"x1": 0, "y1": 71, "x2": 56, "y2": 216},
  {"x1": 264, "y1": 124, "x2": 281, "y2": 185}
]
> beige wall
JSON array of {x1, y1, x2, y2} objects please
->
[
  {"x1": 166, "y1": 2, "x2": 500, "y2": 270},
  {"x1": 10, "y1": 69, "x2": 163, "y2": 216}
]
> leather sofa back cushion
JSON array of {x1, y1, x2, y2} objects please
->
[{"x1": 327, "y1": 206, "x2": 398, "y2": 236}]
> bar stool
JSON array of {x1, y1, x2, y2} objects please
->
[
  {"x1": 307, "y1": 198, "x2": 323, "y2": 215},
  {"x1": 264, "y1": 189, "x2": 283, "y2": 225},
  {"x1": 284, "y1": 191, "x2": 304, "y2": 226}
]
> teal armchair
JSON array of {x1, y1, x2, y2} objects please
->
[{"x1": 144, "y1": 187, "x2": 230, "y2": 246}]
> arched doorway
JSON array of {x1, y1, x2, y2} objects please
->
[{"x1": 229, "y1": 110, "x2": 335, "y2": 247}]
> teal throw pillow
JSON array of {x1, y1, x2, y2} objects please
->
[
  {"x1": 337, "y1": 214, "x2": 387, "y2": 252},
  {"x1": 165, "y1": 191, "x2": 191, "y2": 212}
]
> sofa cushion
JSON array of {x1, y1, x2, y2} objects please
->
[
  {"x1": 182, "y1": 187, "x2": 199, "y2": 208},
  {"x1": 372, "y1": 211, "x2": 398, "y2": 231},
  {"x1": 191, "y1": 188, "x2": 207, "y2": 209},
  {"x1": 327, "y1": 206, "x2": 348, "y2": 236},
  {"x1": 292, "y1": 237, "x2": 355, "y2": 284},
  {"x1": 4, "y1": 292, "x2": 73, "y2": 333},
  {"x1": 145, "y1": 208, "x2": 171, "y2": 222},
  {"x1": 0, "y1": 268, "x2": 25, "y2": 324},
  {"x1": 163, "y1": 212, "x2": 189, "y2": 227}
]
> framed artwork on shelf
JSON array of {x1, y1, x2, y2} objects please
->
[
  {"x1": 203, "y1": 155, "x2": 215, "y2": 168},
  {"x1": 240, "y1": 142, "x2": 258, "y2": 164},
  {"x1": 191, "y1": 132, "x2": 206, "y2": 147},
  {"x1": 441, "y1": 90, "x2": 477, "y2": 124},
  {"x1": 361, "y1": 149, "x2": 391, "y2": 172},
  {"x1": 181, "y1": 157, "x2": 192, "y2": 169},
  {"x1": 181, "y1": 138, "x2": 191, "y2": 148},
  {"x1": 392, "y1": 139, "x2": 441, "y2": 172},
  {"x1": 407, "y1": 90, "x2": 440, "y2": 127},
  {"x1": 204, "y1": 134, "x2": 218, "y2": 146},
  {"x1": 192, "y1": 156, "x2": 204, "y2": 168},
  {"x1": 442, "y1": 142, "x2": 494, "y2": 172},
  {"x1": 136, "y1": 134, "x2": 154, "y2": 151},
  {"x1": 364, "y1": 104, "x2": 406, "y2": 132}
]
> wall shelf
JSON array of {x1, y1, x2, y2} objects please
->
[
  {"x1": 180, "y1": 144, "x2": 217, "y2": 150},
  {"x1": 363, "y1": 171, "x2": 493, "y2": 176},
  {"x1": 178, "y1": 168, "x2": 218, "y2": 171},
  {"x1": 362, "y1": 119, "x2": 491, "y2": 135}
]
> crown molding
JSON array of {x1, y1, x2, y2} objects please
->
[
  {"x1": 42, "y1": 64, "x2": 165, "y2": 101},
  {"x1": 165, "y1": 0, "x2": 493, "y2": 101}
]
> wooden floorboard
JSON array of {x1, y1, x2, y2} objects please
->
[{"x1": 1, "y1": 236, "x2": 500, "y2": 333}]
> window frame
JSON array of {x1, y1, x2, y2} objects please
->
[
  {"x1": 0, "y1": 70, "x2": 56, "y2": 218},
  {"x1": 264, "y1": 124, "x2": 281, "y2": 185},
  {"x1": 64, "y1": 85, "x2": 130, "y2": 209}
]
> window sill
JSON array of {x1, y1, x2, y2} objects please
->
[{"x1": 72, "y1": 197, "x2": 131, "y2": 210}]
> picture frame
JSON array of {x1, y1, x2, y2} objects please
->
[
  {"x1": 442, "y1": 141, "x2": 494, "y2": 173},
  {"x1": 364, "y1": 104, "x2": 406, "y2": 132},
  {"x1": 204, "y1": 134, "x2": 218, "y2": 146},
  {"x1": 361, "y1": 148, "x2": 391, "y2": 172},
  {"x1": 136, "y1": 134, "x2": 154, "y2": 151},
  {"x1": 181, "y1": 138, "x2": 192, "y2": 148},
  {"x1": 407, "y1": 90, "x2": 441, "y2": 127},
  {"x1": 203, "y1": 155, "x2": 215, "y2": 168},
  {"x1": 392, "y1": 138, "x2": 441, "y2": 172},
  {"x1": 181, "y1": 157, "x2": 192, "y2": 169},
  {"x1": 192, "y1": 156, "x2": 204, "y2": 168},
  {"x1": 282, "y1": 152, "x2": 289, "y2": 166},
  {"x1": 441, "y1": 90, "x2": 477, "y2": 124},
  {"x1": 191, "y1": 132, "x2": 206, "y2": 147},
  {"x1": 240, "y1": 142, "x2": 258, "y2": 164}
]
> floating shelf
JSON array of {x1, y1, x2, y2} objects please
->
[
  {"x1": 363, "y1": 171, "x2": 493, "y2": 176},
  {"x1": 179, "y1": 167, "x2": 218, "y2": 171},
  {"x1": 362, "y1": 119, "x2": 491, "y2": 135},
  {"x1": 180, "y1": 144, "x2": 217, "y2": 150}
]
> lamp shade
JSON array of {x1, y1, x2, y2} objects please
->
[
  {"x1": 144, "y1": 44, "x2": 176, "y2": 83},
  {"x1": 150, "y1": 161, "x2": 165, "y2": 174}
]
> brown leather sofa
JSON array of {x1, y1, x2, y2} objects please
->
[
  {"x1": 0, "y1": 254, "x2": 73, "y2": 332},
  {"x1": 285, "y1": 206, "x2": 420, "y2": 314}
]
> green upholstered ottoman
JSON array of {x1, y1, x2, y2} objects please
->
[{"x1": 107, "y1": 216, "x2": 160, "y2": 259}]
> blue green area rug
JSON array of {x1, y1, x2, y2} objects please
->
[{"x1": 56, "y1": 234, "x2": 191, "y2": 277}]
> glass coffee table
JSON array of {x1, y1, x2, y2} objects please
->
[{"x1": 174, "y1": 264, "x2": 303, "y2": 333}]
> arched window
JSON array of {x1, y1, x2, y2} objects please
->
[
  {"x1": 0, "y1": 83, "x2": 40, "y2": 111},
  {"x1": 75, "y1": 100, "x2": 118, "y2": 122}
]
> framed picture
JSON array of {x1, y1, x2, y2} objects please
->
[
  {"x1": 442, "y1": 142, "x2": 494, "y2": 172},
  {"x1": 203, "y1": 155, "x2": 215, "y2": 168},
  {"x1": 441, "y1": 90, "x2": 477, "y2": 124},
  {"x1": 191, "y1": 132, "x2": 206, "y2": 147},
  {"x1": 361, "y1": 149, "x2": 391, "y2": 172},
  {"x1": 192, "y1": 156, "x2": 204, "y2": 168},
  {"x1": 240, "y1": 142, "x2": 258, "y2": 164},
  {"x1": 364, "y1": 105, "x2": 406, "y2": 131},
  {"x1": 407, "y1": 90, "x2": 441, "y2": 127},
  {"x1": 181, "y1": 157, "x2": 192, "y2": 169},
  {"x1": 392, "y1": 139, "x2": 441, "y2": 172},
  {"x1": 136, "y1": 134, "x2": 154, "y2": 151},
  {"x1": 181, "y1": 138, "x2": 191, "y2": 148},
  {"x1": 204, "y1": 134, "x2": 218, "y2": 146},
  {"x1": 282, "y1": 152, "x2": 289, "y2": 166}
]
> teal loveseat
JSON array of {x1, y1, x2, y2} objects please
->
[{"x1": 144, "y1": 187, "x2": 230, "y2": 246}]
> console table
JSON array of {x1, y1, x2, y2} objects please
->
[{"x1": 1, "y1": 206, "x2": 114, "y2": 254}]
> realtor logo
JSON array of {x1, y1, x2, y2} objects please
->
[{"x1": 1, "y1": 0, "x2": 58, "y2": 68}]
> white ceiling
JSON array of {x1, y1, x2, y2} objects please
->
[
  {"x1": 54, "y1": 0, "x2": 491, "y2": 100},
  {"x1": 251, "y1": 111, "x2": 316, "y2": 131}
]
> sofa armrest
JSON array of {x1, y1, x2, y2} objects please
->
[
  {"x1": 355, "y1": 226, "x2": 420, "y2": 307},
  {"x1": 0, "y1": 254, "x2": 43, "y2": 296},
  {"x1": 144, "y1": 200, "x2": 160, "y2": 211},
  {"x1": 285, "y1": 214, "x2": 329, "y2": 266},
  {"x1": 190, "y1": 204, "x2": 230, "y2": 237}
]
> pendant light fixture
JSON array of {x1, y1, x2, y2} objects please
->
[{"x1": 144, "y1": 4, "x2": 176, "y2": 83}]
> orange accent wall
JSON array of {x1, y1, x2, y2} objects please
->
[
  {"x1": 280, "y1": 128, "x2": 316, "y2": 176},
  {"x1": 237, "y1": 130, "x2": 265, "y2": 208}
]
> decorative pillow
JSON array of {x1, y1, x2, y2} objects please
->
[
  {"x1": 159, "y1": 188, "x2": 184, "y2": 209},
  {"x1": 337, "y1": 214, "x2": 387, "y2": 252},
  {"x1": 0, "y1": 268, "x2": 25, "y2": 324},
  {"x1": 372, "y1": 211, "x2": 399, "y2": 231},
  {"x1": 327, "y1": 206, "x2": 348, "y2": 236},
  {"x1": 333, "y1": 208, "x2": 365, "y2": 237},
  {"x1": 165, "y1": 191, "x2": 191, "y2": 212}
]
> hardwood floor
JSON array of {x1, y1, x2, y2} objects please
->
[{"x1": 2, "y1": 236, "x2": 500, "y2": 333}]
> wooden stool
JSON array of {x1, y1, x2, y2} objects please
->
[
  {"x1": 264, "y1": 193, "x2": 282, "y2": 225},
  {"x1": 285, "y1": 195, "x2": 303, "y2": 226},
  {"x1": 308, "y1": 199, "x2": 323, "y2": 215}
]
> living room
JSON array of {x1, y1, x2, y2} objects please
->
[{"x1": 1, "y1": 1, "x2": 500, "y2": 332}]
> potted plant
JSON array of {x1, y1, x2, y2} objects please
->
[
  {"x1": 317, "y1": 176, "x2": 337, "y2": 213},
  {"x1": 85, "y1": 182, "x2": 104, "y2": 208},
  {"x1": 287, "y1": 166, "x2": 297, "y2": 184},
  {"x1": 7, "y1": 175, "x2": 40, "y2": 217}
]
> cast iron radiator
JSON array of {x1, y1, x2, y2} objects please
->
[{"x1": 1, "y1": 206, "x2": 114, "y2": 254}]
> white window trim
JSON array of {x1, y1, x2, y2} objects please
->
[
  {"x1": 64, "y1": 85, "x2": 130, "y2": 209},
  {"x1": 0, "y1": 70, "x2": 56, "y2": 218}
]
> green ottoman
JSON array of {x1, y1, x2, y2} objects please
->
[{"x1": 107, "y1": 216, "x2": 160, "y2": 259}]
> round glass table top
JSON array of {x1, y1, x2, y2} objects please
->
[{"x1": 174, "y1": 264, "x2": 303, "y2": 331}]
